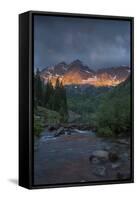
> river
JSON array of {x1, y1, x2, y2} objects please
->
[{"x1": 34, "y1": 128, "x2": 131, "y2": 185}]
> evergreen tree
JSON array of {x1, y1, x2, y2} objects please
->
[
  {"x1": 34, "y1": 75, "x2": 69, "y2": 123},
  {"x1": 43, "y1": 79, "x2": 54, "y2": 108},
  {"x1": 53, "y1": 78, "x2": 68, "y2": 122},
  {"x1": 53, "y1": 78, "x2": 62, "y2": 111},
  {"x1": 34, "y1": 68, "x2": 43, "y2": 107}
]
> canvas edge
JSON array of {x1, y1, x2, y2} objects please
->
[
  {"x1": 19, "y1": 12, "x2": 32, "y2": 189},
  {"x1": 19, "y1": 10, "x2": 134, "y2": 189}
]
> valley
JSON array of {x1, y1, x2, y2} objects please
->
[{"x1": 34, "y1": 61, "x2": 131, "y2": 185}]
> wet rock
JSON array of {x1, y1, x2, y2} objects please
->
[
  {"x1": 103, "y1": 145, "x2": 112, "y2": 151},
  {"x1": 54, "y1": 127, "x2": 64, "y2": 137},
  {"x1": 109, "y1": 151, "x2": 119, "y2": 162},
  {"x1": 80, "y1": 125, "x2": 90, "y2": 130},
  {"x1": 111, "y1": 162, "x2": 121, "y2": 169},
  {"x1": 89, "y1": 156, "x2": 100, "y2": 164},
  {"x1": 91, "y1": 150, "x2": 109, "y2": 160},
  {"x1": 117, "y1": 139, "x2": 130, "y2": 145},
  {"x1": 93, "y1": 166, "x2": 106, "y2": 177},
  {"x1": 121, "y1": 152, "x2": 129, "y2": 161},
  {"x1": 57, "y1": 127, "x2": 64, "y2": 133},
  {"x1": 65, "y1": 131, "x2": 71, "y2": 136},
  {"x1": 67, "y1": 131, "x2": 71, "y2": 135}
]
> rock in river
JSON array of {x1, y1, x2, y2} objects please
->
[
  {"x1": 54, "y1": 127, "x2": 65, "y2": 137},
  {"x1": 91, "y1": 150, "x2": 109, "y2": 160},
  {"x1": 111, "y1": 162, "x2": 121, "y2": 169},
  {"x1": 93, "y1": 166, "x2": 106, "y2": 177},
  {"x1": 117, "y1": 138, "x2": 130, "y2": 145},
  {"x1": 108, "y1": 151, "x2": 119, "y2": 162},
  {"x1": 89, "y1": 156, "x2": 100, "y2": 164}
]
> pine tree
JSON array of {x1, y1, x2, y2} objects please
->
[
  {"x1": 53, "y1": 78, "x2": 68, "y2": 122},
  {"x1": 40, "y1": 77, "x2": 68, "y2": 122},
  {"x1": 34, "y1": 68, "x2": 43, "y2": 107},
  {"x1": 53, "y1": 78, "x2": 61, "y2": 111},
  {"x1": 43, "y1": 79, "x2": 55, "y2": 109}
]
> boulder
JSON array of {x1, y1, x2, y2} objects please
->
[
  {"x1": 121, "y1": 152, "x2": 129, "y2": 161},
  {"x1": 54, "y1": 127, "x2": 64, "y2": 137},
  {"x1": 108, "y1": 151, "x2": 119, "y2": 162},
  {"x1": 91, "y1": 150, "x2": 109, "y2": 160},
  {"x1": 103, "y1": 145, "x2": 112, "y2": 151},
  {"x1": 111, "y1": 163, "x2": 121, "y2": 169},
  {"x1": 57, "y1": 127, "x2": 64, "y2": 134},
  {"x1": 117, "y1": 139, "x2": 130, "y2": 145},
  {"x1": 89, "y1": 156, "x2": 100, "y2": 164},
  {"x1": 93, "y1": 166, "x2": 106, "y2": 177},
  {"x1": 64, "y1": 130, "x2": 71, "y2": 136}
]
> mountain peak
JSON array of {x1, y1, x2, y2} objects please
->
[
  {"x1": 70, "y1": 59, "x2": 83, "y2": 65},
  {"x1": 57, "y1": 61, "x2": 67, "y2": 66},
  {"x1": 40, "y1": 60, "x2": 130, "y2": 87}
]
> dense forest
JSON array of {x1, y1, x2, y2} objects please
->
[
  {"x1": 34, "y1": 68, "x2": 131, "y2": 138},
  {"x1": 67, "y1": 78, "x2": 131, "y2": 137},
  {"x1": 34, "y1": 69, "x2": 68, "y2": 135},
  {"x1": 96, "y1": 77, "x2": 131, "y2": 137}
]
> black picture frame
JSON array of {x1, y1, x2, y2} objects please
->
[{"x1": 19, "y1": 10, "x2": 134, "y2": 189}]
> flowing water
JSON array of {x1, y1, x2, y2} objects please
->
[{"x1": 34, "y1": 128, "x2": 131, "y2": 185}]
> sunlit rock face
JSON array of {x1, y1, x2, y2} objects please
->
[{"x1": 40, "y1": 60, "x2": 130, "y2": 87}]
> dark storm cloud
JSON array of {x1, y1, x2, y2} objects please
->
[{"x1": 34, "y1": 15, "x2": 131, "y2": 70}]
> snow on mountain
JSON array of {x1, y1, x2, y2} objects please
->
[{"x1": 39, "y1": 60, "x2": 130, "y2": 87}]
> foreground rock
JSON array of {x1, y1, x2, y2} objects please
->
[
  {"x1": 89, "y1": 149, "x2": 119, "y2": 166},
  {"x1": 117, "y1": 138, "x2": 130, "y2": 145},
  {"x1": 108, "y1": 151, "x2": 119, "y2": 162},
  {"x1": 92, "y1": 166, "x2": 106, "y2": 177},
  {"x1": 89, "y1": 150, "x2": 109, "y2": 162},
  {"x1": 111, "y1": 162, "x2": 121, "y2": 169}
]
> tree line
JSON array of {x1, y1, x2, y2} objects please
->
[{"x1": 34, "y1": 68, "x2": 68, "y2": 122}]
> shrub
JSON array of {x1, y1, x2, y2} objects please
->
[
  {"x1": 97, "y1": 127, "x2": 113, "y2": 137},
  {"x1": 34, "y1": 116, "x2": 44, "y2": 136}
]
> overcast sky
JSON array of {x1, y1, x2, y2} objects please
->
[{"x1": 34, "y1": 15, "x2": 131, "y2": 70}]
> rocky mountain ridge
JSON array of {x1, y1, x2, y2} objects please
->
[{"x1": 40, "y1": 59, "x2": 130, "y2": 87}]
